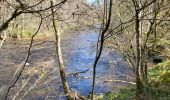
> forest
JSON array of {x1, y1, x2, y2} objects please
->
[{"x1": 0, "y1": 0, "x2": 170, "y2": 100}]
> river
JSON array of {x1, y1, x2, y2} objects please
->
[{"x1": 0, "y1": 29, "x2": 134, "y2": 100}]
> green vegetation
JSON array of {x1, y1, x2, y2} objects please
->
[
  {"x1": 101, "y1": 60, "x2": 170, "y2": 100},
  {"x1": 104, "y1": 88, "x2": 136, "y2": 100},
  {"x1": 149, "y1": 60, "x2": 170, "y2": 86},
  {"x1": 7, "y1": 27, "x2": 33, "y2": 38},
  {"x1": 0, "y1": 0, "x2": 169, "y2": 99}
]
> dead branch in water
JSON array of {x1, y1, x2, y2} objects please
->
[
  {"x1": 83, "y1": 76, "x2": 136, "y2": 85},
  {"x1": 67, "y1": 69, "x2": 89, "y2": 77}
]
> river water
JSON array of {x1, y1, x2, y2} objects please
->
[
  {"x1": 62, "y1": 30, "x2": 134, "y2": 96},
  {"x1": 0, "y1": 29, "x2": 134, "y2": 99}
]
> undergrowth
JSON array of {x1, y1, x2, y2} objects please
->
[{"x1": 100, "y1": 60, "x2": 170, "y2": 100}]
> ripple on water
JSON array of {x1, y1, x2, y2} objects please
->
[{"x1": 63, "y1": 30, "x2": 134, "y2": 96}]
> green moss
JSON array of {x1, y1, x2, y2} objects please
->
[
  {"x1": 161, "y1": 72, "x2": 170, "y2": 84},
  {"x1": 102, "y1": 92, "x2": 114, "y2": 100},
  {"x1": 101, "y1": 88, "x2": 136, "y2": 100},
  {"x1": 157, "y1": 39, "x2": 170, "y2": 47},
  {"x1": 149, "y1": 60, "x2": 170, "y2": 85},
  {"x1": 101, "y1": 61, "x2": 170, "y2": 100}
]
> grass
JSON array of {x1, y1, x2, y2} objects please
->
[
  {"x1": 100, "y1": 60, "x2": 170, "y2": 100},
  {"x1": 149, "y1": 60, "x2": 170, "y2": 85},
  {"x1": 7, "y1": 28, "x2": 34, "y2": 38}
]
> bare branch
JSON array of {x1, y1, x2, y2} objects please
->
[{"x1": 3, "y1": 13, "x2": 43, "y2": 100}]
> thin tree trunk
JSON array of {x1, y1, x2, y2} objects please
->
[
  {"x1": 91, "y1": 0, "x2": 112, "y2": 99},
  {"x1": 51, "y1": 1, "x2": 71, "y2": 99},
  {"x1": 51, "y1": 2, "x2": 87, "y2": 100},
  {"x1": 152, "y1": 0, "x2": 157, "y2": 50},
  {"x1": 133, "y1": 0, "x2": 143, "y2": 99}
]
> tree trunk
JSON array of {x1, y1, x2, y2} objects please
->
[
  {"x1": 134, "y1": 0, "x2": 143, "y2": 99},
  {"x1": 91, "y1": 0, "x2": 112, "y2": 99},
  {"x1": 51, "y1": 1, "x2": 71, "y2": 99}
]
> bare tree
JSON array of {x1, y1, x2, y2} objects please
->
[
  {"x1": 91, "y1": 0, "x2": 112, "y2": 100},
  {"x1": 51, "y1": 1, "x2": 86, "y2": 99},
  {"x1": 51, "y1": 1, "x2": 71, "y2": 99}
]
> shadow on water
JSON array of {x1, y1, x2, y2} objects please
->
[{"x1": 0, "y1": 30, "x2": 134, "y2": 99}]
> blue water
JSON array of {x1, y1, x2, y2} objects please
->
[
  {"x1": 62, "y1": 30, "x2": 134, "y2": 96},
  {"x1": 0, "y1": 30, "x2": 134, "y2": 100}
]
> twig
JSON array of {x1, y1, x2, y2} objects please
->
[
  {"x1": 12, "y1": 71, "x2": 36, "y2": 100},
  {"x1": 3, "y1": 14, "x2": 43, "y2": 100},
  {"x1": 0, "y1": 32, "x2": 7, "y2": 48},
  {"x1": 0, "y1": 8, "x2": 22, "y2": 34},
  {"x1": 33, "y1": 40, "x2": 54, "y2": 47},
  {"x1": 19, "y1": 71, "x2": 45, "y2": 100}
]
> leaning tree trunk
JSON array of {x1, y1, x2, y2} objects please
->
[
  {"x1": 51, "y1": 2, "x2": 87, "y2": 100},
  {"x1": 50, "y1": 1, "x2": 71, "y2": 99}
]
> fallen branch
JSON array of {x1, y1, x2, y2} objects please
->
[
  {"x1": 33, "y1": 40, "x2": 55, "y2": 47},
  {"x1": 83, "y1": 76, "x2": 136, "y2": 85},
  {"x1": 67, "y1": 69, "x2": 89, "y2": 77}
]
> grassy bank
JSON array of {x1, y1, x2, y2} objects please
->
[{"x1": 98, "y1": 60, "x2": 170, "y2": 100}]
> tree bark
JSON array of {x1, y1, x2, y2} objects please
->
[
  {"x1": 91, "y1": 0, "x2": 112, "y2": 99},
  {"x1": 133, "y1": 0, "x2": 143, "y2": 99},
  {"x1": 51, "y1": 1, "x2": 71, "y2": 99}
]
